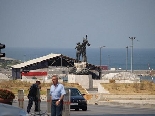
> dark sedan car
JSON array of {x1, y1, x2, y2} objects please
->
[{"x1": 65, "y1": 87, "x2": 87, "y2": 111}]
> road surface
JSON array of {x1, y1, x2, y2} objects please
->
[{"x1": 12, "y1": 100, "x2": 155, "y2": 116}]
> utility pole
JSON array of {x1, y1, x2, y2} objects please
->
[
  {"x1": 99, "y1": 46, "x2": 105, "y2": 80},
  {"x1": 99, "y1": 46, "x2": 105, "y2": 66},
  {"x1": 126, "y1": 46, "x2": 128, "y2": 71},
  {"x1": 129, "y1": 37, "x2": 136, "y2": 73}
]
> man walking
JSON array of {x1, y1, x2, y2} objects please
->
[
  {"x1": 27, "y1": 80, "x2": 41, "y2": 113},
  {"x1": 50, "y1": 75, "x2": 66, "y2": 116}
]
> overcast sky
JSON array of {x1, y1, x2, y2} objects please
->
[{"x1": 0, "y1": 0, "x2": 155, "y2": 48}]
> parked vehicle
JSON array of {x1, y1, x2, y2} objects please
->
[
  {"x1": 0, "y1": 103, "x2": 28, "y2": 116},
  {"x1": 65, "y1": 87, "x2": 87, "y2": 111}
]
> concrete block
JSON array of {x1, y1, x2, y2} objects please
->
[
  {"x1": 98, "y1": 83, "x2": 109, "y2": 94},
  {"x1": 68, "y1": 74, "x2": 93, "y2": 89}
]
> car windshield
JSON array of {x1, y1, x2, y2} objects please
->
[{"x1": 70, "y1": 89, "x2": 82, "y2": 96}]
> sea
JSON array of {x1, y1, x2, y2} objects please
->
[
  {"x1": 3, "y1": 47, "x2": 155, "y2": 70},
  {"x1": 2, "y1": 47, "x2": 155, "y2": 82}
]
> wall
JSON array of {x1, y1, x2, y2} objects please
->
[
  {"x1": 68, "y1": 74, "x2": 93, "y2": 89},
  {"x1": 98, "y1": 83, "x2": 109, "y2": 93},
  {"x1": 93, "y1": 80, "x2": 109, "y2": 88}
]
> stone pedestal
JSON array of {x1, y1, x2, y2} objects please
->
[
  {"x1": 74, "y1": 62, "x2": 87, "y2": 73},
  {"x1": 68, "y1": 74, "x2": 93, "y2": 89}
]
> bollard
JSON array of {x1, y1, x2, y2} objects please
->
[
  {"x1": 18, "y1": 89, "x2": 24, "y2": 109},
  {"x1": 62, "y1": 89, "x2": 71, "y2": 116},
  {"x1": 46, "y1": 88, "x2": 71, "y2": 116},
  {"x1": 37, "y1": 88, "x2": 41, "y2": 112},
  {"x1": 47, "y1": 89, "x2": 51, "y2": 113}
]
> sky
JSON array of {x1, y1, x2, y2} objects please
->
[{"x1": 0, "y1": 0, "x2": 155, "y2": 49}]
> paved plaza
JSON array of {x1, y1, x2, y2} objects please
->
[{"x1": 12, "y1": 100, "x2": 155, "y2": 116}]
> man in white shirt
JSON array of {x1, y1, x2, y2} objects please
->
[{"x1": 50, "y1": 75, "x2": 66, "y2": 116}]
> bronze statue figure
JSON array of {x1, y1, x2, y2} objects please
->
[
  {"x1": 81, "y1": 35, "x2": 90, "y2": 62},
  {"x1": 75, "y1": 35, "x2": 90, "y2": 62},
  {"x1": 75, "y1": 42, "x2": 82, "y2": 61}
]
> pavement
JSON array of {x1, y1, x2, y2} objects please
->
[
  {"x1": 12, "y1": 99, "x2": 155, "y2": 116},
  {"x1": 86, "y1": 93, "x2": 155, "y2": 109},
  {"x1": 96, "y1": 100, "x2": 155, "y2": 109},
  {"x1": 11, "y1": 93, "x2": 155, "y2": 116},
  {"x1": 12, "y1": 100, "x2": 155, "y2": 116},
  {"x1": 12, "y1": 99, "x2": 50, "y2": 116},
  {"x1": 14, "y1": 95, "x2": 155, "y2": 109}
]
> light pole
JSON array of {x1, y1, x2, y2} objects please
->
[
  {"x1": 129, "y1": 37, "x2": 136, "y2": 73},
  {"x1": 23, "y1": 54, "x2": 26, "y2": 62},
  {"x1": 100, "y1": 46, "x2": 105, "y2": 66},
  {"x1": 126, "y1": 46, "x2": 128, "y2": 71},
  {"x1": 108, "y1": 55, "x2": 110, "y2": 70}
]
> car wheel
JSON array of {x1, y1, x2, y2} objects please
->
[
  {"x1": 82, "y1": 107, "x2": 87, "y2": 111},
  {"x1": 75, "y1": 108, "x2": 79, "y2": 111}
]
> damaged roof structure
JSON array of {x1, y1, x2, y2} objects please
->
[{"x1": 11, "y1": 53, "x2": 100, "y2": 79}]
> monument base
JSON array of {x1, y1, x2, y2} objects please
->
[{"x1": 68, "y1": 74, "x2": 93, "y2": 89}]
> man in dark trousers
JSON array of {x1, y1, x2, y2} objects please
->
[
  {"x1": 27, "y1": 80, "x2": 41, "y2": 113},
  {"x1": 50, "y1": 75, "x2": 66, "y2": 116}
]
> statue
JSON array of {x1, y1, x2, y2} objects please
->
[
  {"x1": 75, "y1": 42, "x2": 82, "y2": 61},
  {"x1": 81, "y1": 35, "x2": 90, "y2": 62},
  {"x1": 72, "y1": 35, "x2": 99, "y2": 78},
  {"x1": 75, "y1": 35, "x2": 90, "y2": 62}
]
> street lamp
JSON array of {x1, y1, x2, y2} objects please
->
[
  {"x1": 129, "y1": 37, "x2": 136, "y2": 73},
  {"x1": 108, "y1": 55, "x2": 110, "y2": 70},
  {"x1": 100, "y1": 46, "x2": 105, "y2": 66},
  {"x1": 126, "y1": 46, "x2": 128, "y2": 71},
  {"x1": 23, "y1": 54, "x2": 26, "y2": 62}
]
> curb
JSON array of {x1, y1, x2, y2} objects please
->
[{"x1": 95, "y1": 101, "x2": 155, "y2": 109}]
